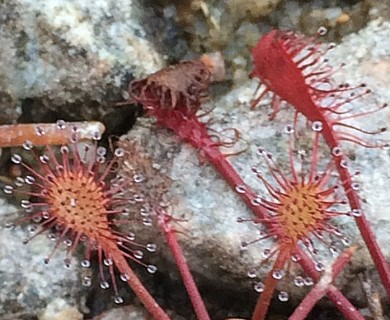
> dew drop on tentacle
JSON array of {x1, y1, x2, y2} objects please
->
[
  {"x1": 4, "y1": 222, "x2": 14, "y2": 229},
  {"x1": 120, "y1": 273, "x2": 130, "y2": 281},
  {"x1": 247, "y1": 269, "x2": 257, "y2": 279},
  {"x1": 294, "y1": 276, "x2": 305, "y2": 287},
  {"x1": 60, "y1": 146, "x2": 69, "y2": 155},
  {"x1": 278, "y1": 291, "x2": 289, "y2": 302},
  {"x1": 240, "y1": 241, "x2": 248, "y2": 251},
  {"x1": 262, "y1": 248, "x2": 271, "y2": 259},
  {"x1": 315, "y1": 261, "x2": 324, "y2": 272},
  {"x1": 146, "y1": 243, "x2": 157, "y2": 252},
  {"x1": 304, "y1": 277, "x2": 314, "y2": 286},
  {"x1": 351, "y1": 209, "x2": 363, "y2": 217},
  {"x1": 251, "y1": 197, "x2": 262, "y2": 206},
  {"x1": 114, "y1": 148, "x2": 125, "y2": 157},
  {"x1": 81, "y1": 259, "x2": 91, "y2": 268},
  {"x1": 56, "y1": 119, "x2": 67, "y2": 130},
  {"x1": 317, "y1": 26, "x2": 328, "y2": 36},
  {"x1": 15, "y1": 177, "x2": 24, "y2": 187},
  {"x1": 147, "y1": 264, "x2": 158, "y2": 274},
  {"x1": 133, "y1": 174, "x2": 145, "y2": 183},
  {"x1": 329, "y1": 246, "x2": 338, "y2": 256},
  {"x1": 35, "y1": 126, "x2": 45, "y2": 136},
  {"x1": 341, "y1": 237, "x2": 351, "y2": 246},
  {"x1": 284, "y1": 124, "x2": 294, "y2": 134},
  {"x1": 11, "y1": 154, "x2": 22, "y2": 164},
  {"x1": 254, "y1": 282, "x2": 265, "y2": 293},
  {"x1": 311, "y1": 121, "x2": 323, "y2": 132},
  {"x1": 272, "y1": 269, "x2": 285, "y2": 280},
  {"x1": 133, "y1": 250, "x2": 144, "y2": 259},
  {"x1": 96, "y1": 146, "x2": 107, "y2": 157},
  {"x1": 100, "y1": 281, "x2": 110, "y2": 289},
  {"x1": 114, "y1": 296, "x2": 124, "y2": 304},
  {"x1": 39, "y1": 154, "x2": 50, "y2": 164},
  {"x1": 235, "y1": 185, "x2": 246, "y2": 194},
  {"x1": 103, "y1": 258, "x2": 113, "y2": 266},
  {"x1": 351, "y1": 182, "x2": 360, "y2": 191},
  {"x1": 332, "y1": 146, "x2": 342, "y2": 157},
  {"x1": 25, "y1": 175, "x2": 35, "y2": 185},
  {"x1": 64, "y1": 258, "x2": 72, "y2": 269},
  {"x1": 3, "y1": 185, "x2": 14, "y2": 194},
  {"x1": 257, "y1": 147, "x2": 265, "y2": 156},
  {"x1": 126, "y1": 232, "x2": 136, "y2": 241},
  {"x1": 142, "y1": 217, "x2": 153, "y2": 226},
  {"x1": 22, "y1": 140, "x2": 34, "y2": 150},
  {"x1": 82, "y1": 276, "x2": 92, "y2": 287},
  {"x1": 340, "y1": 159, "x2": 348, "y2": 168},
  {"x1": 291, "y1": 254, "x2": 301, "y2": 262}
]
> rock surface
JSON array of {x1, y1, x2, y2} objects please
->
[
  {"x1": 0, "y1": 198, "x2": 83, "y2": 318},
  {"x1": 0, "y1": 0, "x2": 165, "y2": 123}
]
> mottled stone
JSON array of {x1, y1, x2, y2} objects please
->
[{"x1": 0, "y1": 0, "x2": 165, "y2": 122}]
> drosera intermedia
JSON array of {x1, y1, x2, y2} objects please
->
[
  {"x1": 3, "y1": 120, "x2": 170, "y2": 320},
  {"x1": 237, "y1": 124, "x2": 362, "y2": 320},
  {"x1": 250, "y1": 27, "x2": 390, "y2": 297},
  {"x1": 125, "y1": 53, "x2": 362, "y2": 320}
]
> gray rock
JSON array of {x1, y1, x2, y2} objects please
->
[
  {"x1": 0, "y1": 198, "x2": 83, "y2": 318},
  {"x1": 0, "y1": 0, "x2": 164, "y2": 122}
]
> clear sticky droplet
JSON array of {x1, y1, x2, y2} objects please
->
[
  {"x1": 82, "y1": 276, "x2": 92, "y2": 287},
  {"x1": 235, "y1": 185, "x2": 246, "y2": 194},
  {"x1": 332, "y1": 147, "x2": 342, "y2": 157},
  {"x1": 315, "y1": 262, "x2": 324, "y2": 272},
  {"x1": 11, "y1": 154, "x2": 22, "y2": 164},
  {"x1": 351, "y1": 183, "x2": 360, "y2": 191},
  {"x1": 294, "y1": 276, "x2": 304, "y2": 287},
  {"x1": 278, "y1": 291, "x2": 289, "y2": 302},
  {"x1": 103, "y1": 258, "x2": 113, "y2": 266},
  {"x1": 114, "y1": 148, "x2": 125, "y2": 157},
  {"x1": 311, "y1": 121, "x2": 323, "y2": 132},
  {"x1": 284, "y1": 124, "x2": 294, "y2": 134},
  {"x1": 147, "y1": 265, "x2": 157, "y2": 274},
  {"x1": 134, "y1": 250, "x2": 144, "y2": 259},
  {"x1": 272, "y1": 269, "x2": 285, "y2": 280},
  {"x1": 247, "y1": 269, "x2": 257, "y2": 279},
  {"x1": 254, "y1": 282, "x2": 265, "y2": 293},
  {"x1": 100, "y1": 281, "x2": 110, "y2": 289},
  {"x1": 81, "y1": 259, "x2": 91, "y2": 268},
  {"x1": 126, "y1": 232, "x2": 136, "y2": 241},
  {"x1": 114, "y1": 296, "x2": 124, "y2": 304},
  {"x1": 146, "y1": 243, "x2": 157, "y2": 252},
  {"x1": 60, "y1": 146, "x2": 69, "y2": 154},
  {"x1": 133, "y1": 174, "x2": 145, "y2": 183},
  {"x1": 23, "y1": 140, "x2": 33, "y2": 150},
  {"x1": 120, "y1": 273, "x2": 130, "y2": 281},
  {"x1": 317, "y1": 26, "x2": 328, "y2": 36},
  {"x1": 351, "y1": 209, "x2": 362, "y2": 217},
  {"x1": 56, "y1": 120, "x2": 66, "y2": 129},
  {"x1": 3, "y1": 185, "x2": 14, "y2": 194},
  {"x1": 262, "y1": 249, "x2": 271, "y2": 259},
  {"x1": 35, "y1": 126, "x2": 45, "y2": 136},
  {"x1": 304, "y1": 277, "x2": 314, "y2": 286}
]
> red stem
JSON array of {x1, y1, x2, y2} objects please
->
[
  {"x1": 298, "y1": 247, "x2": 363, "y2": 320},
  {"x1": 289, "y1": 247, "x2": 359, "y2": 320},
  {"x1": 252, "y1": 249, "x2": 289, "y2": 320},
  {"x1": 105, "y1": 243, "x2": 171, "y2": 320},
  {"x1": 322, "y1": 124, "x2": 390, "y2": 296},
  {"x1": 156, "y1": 209, "x2": 211, "y2": 320}
]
